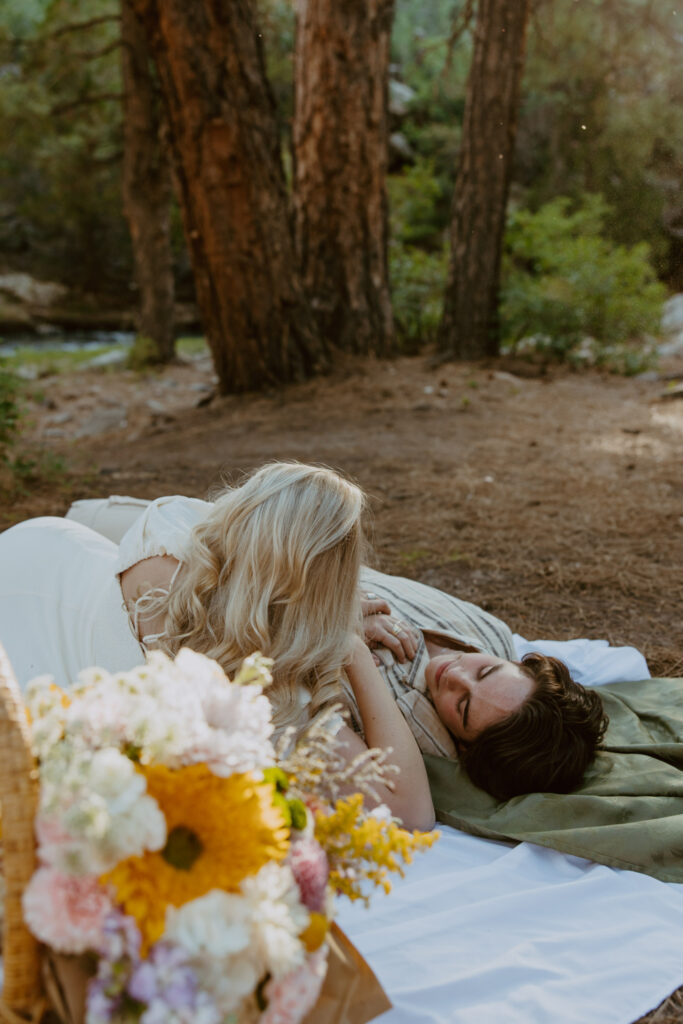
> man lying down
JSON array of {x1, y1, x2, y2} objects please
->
[
  {"x1": 357, "y1": 568, "x2": 683, "y2": 887},
  {"x1": 353, "y1": 567, "x2": 608, "y2": 801}
]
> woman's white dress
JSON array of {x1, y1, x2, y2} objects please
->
[{"x1": 0, "y1": 495, "x2": 210, "y2": 690}]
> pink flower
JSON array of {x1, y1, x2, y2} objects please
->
[
  {"x1": 35, "y1": 815, "x2": 73, "y2": 866},
  {"x1": 261, "y1": 950, "x2": 327, "y2": 1024},
  {"x1": 289, "y1": 838, "x2": 329, "y2": 913},
  {"x1": 22, "y1": 867, "x2": 114, "y2": 954}
]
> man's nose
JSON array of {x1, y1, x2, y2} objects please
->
[{"x1": 445, "y1": 663, "x2": 473, "y2": 692}]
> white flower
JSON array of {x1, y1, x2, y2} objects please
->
[
  {"x1": 171, "y1": 648, "x2": 275, "y2": 775},
  {"x1": 240, "y1": 863, "x2": 309, "y2": 980},
  {"x1": 165, "y1": 891, "x2": 260, "y2": 1014},
  {"x1": 38, "y1": 745, "x2": 165, "y2": 874},
  {"x1": 25, "y1": 675, "x2": 69, "y2": 760},
  {"x1": 199, "y1": 955, "x2": 261, "y2": 1015},
  {"x1": 367, "y1": 804, "x2": 394, "y2": 823},
  {"x1": 61, "y1": 650, "x2": 276, "y2": 778},
  {"x1": 165, "y1": 868, "x2": 309, "y2": 1017},
  {"x1": 68, "y1": 660, "x2": 204, "y2": 766},
  {"x1": 165, "y1": 890, "x2": 252, "y2": 959}
]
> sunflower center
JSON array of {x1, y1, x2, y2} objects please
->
[{"x1": 162, "y1": 826, "x2": 204, "y2": 871}]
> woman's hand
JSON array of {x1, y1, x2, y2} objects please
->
[
  {"x1": 363, "y1": 614, "x2": 420, "y2": 663},
  {"x1": 360, "y1": 595, "x2": 391, "y2": 618},
  {"x1": 361, "y1": 593, "x2": 419, "y2": 663}
]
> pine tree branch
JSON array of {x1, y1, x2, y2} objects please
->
[
  {"x1": 71, "y1": 39, "x2": 124, "y2": 62},
  {"x1": 49, "y1": 14, "x2": 120, "y2": 40},
  {"x1": 50, "y1": 92, "x2": 125, "y2": 116},
  {"x1": 443, "y1": 0, "x2": 477, "y2": 76}
]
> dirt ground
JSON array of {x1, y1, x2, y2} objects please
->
[{"x1": 4, "y1": 347, "x2": 682, "y2": 677}]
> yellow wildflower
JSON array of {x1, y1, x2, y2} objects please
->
[
  {"x1": 315, "y1": 794, "x2": 438, "y2": 905},
  {"x1": 300, "y1": 911, "x2": 329, "y2": 952}
]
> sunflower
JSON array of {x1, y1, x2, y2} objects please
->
[{"x1": 103, "y1": 763, "x2": 289, "y2": 950}]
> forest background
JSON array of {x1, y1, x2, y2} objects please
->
[{"x1": 0, "y1": 0, "x2": 681, "y2": 375}]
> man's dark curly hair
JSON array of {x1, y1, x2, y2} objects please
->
[{"x1": 458, "y1": 653, "x2": 609, "y2": 801}]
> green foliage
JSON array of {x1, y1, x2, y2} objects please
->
[
  {"x1": 392, "y1": 0, "x2": 471, "y2": 115},
  {"x1": 0, "y1": 358, "x2": 59, "y2": 490},
  {"x1": 389, "y1": 240, "x2": 447, "y2": 351},
  {"x1": 176, "y1": 336, "x2": 208, "y2": 357},
  {"x1": 500, "y1": 195, "x2": 666, "y2": 367},
  {"x1": 0, "y1": 361, "x2": 22, "y2": 466},
  {"x1": 391, "y1": 1, "x2": 469, "y2": 195},
  {"x1": 258, "y1": 0, "x2": 295, "y2": 125},
  {"x1": 388, "y1": 159, "x2": 445, "y2": 246},
  {"x1": 126, "y1": 333, "x2": 165, "y2": 370},
  {"x1": 519, "y1": 0, "x2": 682, "y2": 279},
  {"x1": 0, "y1": 0, "x2": 678, "y2": 336},
  {"x1": 391, "y1": 0, "x2": 682, "y2": 289},
  {"x1": 0, "y1": 0, "x2": 131, "y2": 291},
  {"x1": 0, "y1": 0, "x2": 51, "y2": 38},
  {"x1": 387, "y1": 158, "x2": 448, "y2": 350}
]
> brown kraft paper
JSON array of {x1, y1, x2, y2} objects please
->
[{"x1": 303, "y1": 922, "x2": 392, "y2": 1024}]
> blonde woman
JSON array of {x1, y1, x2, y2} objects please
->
[{"x1": 0, "y1": 462, "x2": 434, "y2": 829}]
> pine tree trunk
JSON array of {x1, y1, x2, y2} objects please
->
[
  {"x1": 293, "y1": 0, "x2": 395, "y2": 355},
  {"x1": 131, "y1": 0, "x2": 321, "y2": 393},
  {"x1": 120, "y1": 0, "x2": 175, "y2": 364},
  {"x1": 439, "y1": 0, "x2": 531, "y2": 359}
]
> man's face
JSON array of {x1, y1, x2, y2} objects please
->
[{"x1": 425, "y1": 651, "x2": 534, "y2": 742}]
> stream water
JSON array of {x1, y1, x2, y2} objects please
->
[{"x1": 0, "y1": 330, "x2": 135, "y2": 355}]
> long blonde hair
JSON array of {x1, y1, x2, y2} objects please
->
[{"x1": 158, "y1": 462, "x2": 365, "y2": 733}]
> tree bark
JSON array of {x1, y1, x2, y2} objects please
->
[
  {"x1": 131, "y1": 0, "x2": 321, "y2": 393},
  {"x1": 439, "y1": 0, "x2": 531, "y2": 359},
  {"x1": 293, "y1": 0, "x2": 395, "y2": 355},
  {"x1": 120, "y1": 0, "x2": 175, "y2": 364}
]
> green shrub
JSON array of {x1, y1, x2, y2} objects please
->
[
  {"x1": 388, "y1": 159, "x2": 448, "y2": 351},
  {"x1": 0, "y1": 358, "x2": 69, "y2": 489},
  {"x1": 500, "y1": 195, "x2": 666, "y2": 365},
  {"x1": 389, "y1": 240, "x2": 447, "y2": 351},
  {"x1": 127, "y1": 334, "x2": 170, "y2": 370},
  {"x1": 388, "y1": 159, "x2": 446, "y2": 247},
  {"x1": 0, "y1": 360, "x2": 23, "y2": 474}
]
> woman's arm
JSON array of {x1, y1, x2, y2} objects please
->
[
  {"x1": 335, "y1": 638, "x2": 435, "y2": 831},
  {"x1": 119, "y1": 555, "x2": 179, "y2": 642}
]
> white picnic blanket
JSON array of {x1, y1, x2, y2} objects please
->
[{"x1": 336, "y1": 637, "x2": 683, "y2": 1024}]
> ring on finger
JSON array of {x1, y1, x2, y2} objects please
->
[
  {"x1": 365, "y1": 592, "x2": 378, "y2": 601},
  {"x1": 390, "y1": 621, "x2": 405, "y2": 636}
]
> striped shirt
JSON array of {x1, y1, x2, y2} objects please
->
[{"x1": 347, "y1": 567, "x2": 516, "y2": 759}]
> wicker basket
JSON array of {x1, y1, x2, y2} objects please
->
[{"x1": 0, "y1": 644, "x2": 44, "y2": 1023}]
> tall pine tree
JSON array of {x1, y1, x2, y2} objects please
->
[{"x1": 439, "y1": 0, "x2": 531, "y2": 359}]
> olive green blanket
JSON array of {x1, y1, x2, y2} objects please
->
[{"x1": 426, "y1": 677, "x2": 683, "y2": 882}]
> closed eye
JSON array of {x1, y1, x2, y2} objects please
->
[{"x1": 459, "y1": 695, "x2": 470, "y2": 730}]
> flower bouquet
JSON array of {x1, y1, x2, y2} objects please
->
[{"x1": 21, "y1": 648, "x2": 437, "y2": 1024}]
